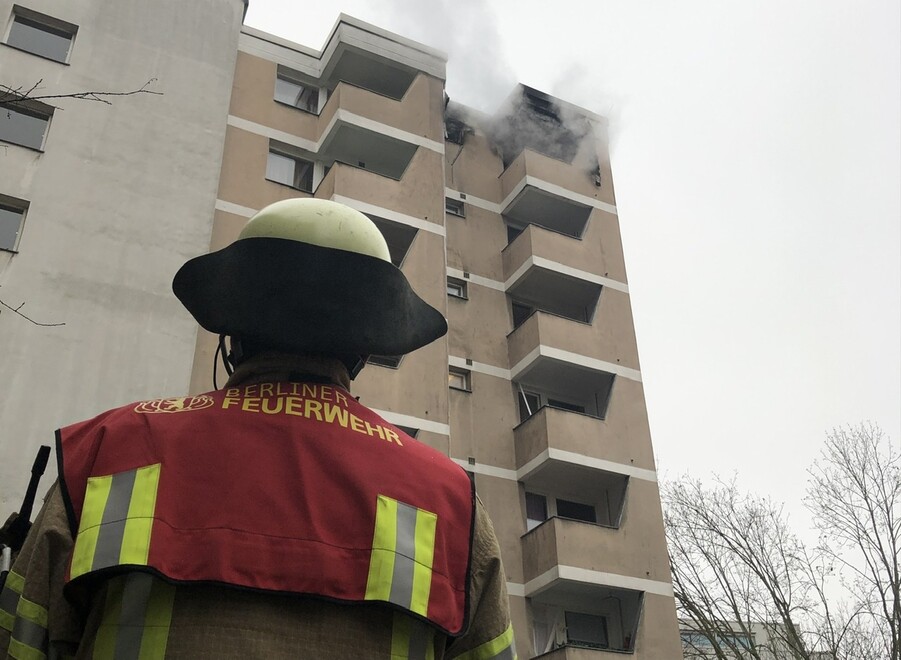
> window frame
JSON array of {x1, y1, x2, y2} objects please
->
[
  {"x1": 5, "y1": 6, "x2": 77, "y2": 64},
  {"x1": 265, "y1": 149, "x2": 314, "y2": 192},
  {"x1": 0, "y1": 194, "x2": 29, "y2": 252},
  {"x1": 445, "y1": 197, "x2": 465, "y2": 217},
  {"x1": 367, "y1": 355, "x2": 403, "y2": 369},
  {"x1": 0, "y1": 98, "x2": 53, "y2": 151},
  {"x1": 446, "y1": 277, "x2": 468, "y2": 299},
  {"x1": 448, "y1": 367, "x2": 471, "y2": 392},
  {"x1": 273, "y1": 68, "x2": 319, "y2": 114}
]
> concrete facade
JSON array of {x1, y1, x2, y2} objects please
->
[
  {"x1": 0, "y1": 0, "x2": 245, "y2": 509},
  {"x1": 202, "y1": 15, "x2": 682, "y2": 658}
]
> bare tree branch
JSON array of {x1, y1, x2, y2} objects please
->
[
  {"x1": 0, "y1": 78, "x2": 161, "y2": 109},
  {"x1": 0, "y1": 296, "x2": 65, "y2": 327}
]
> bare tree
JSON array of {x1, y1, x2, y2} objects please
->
[
  {"x1": 664, "y1": 478, "x2": 818, "y2": 659},
  {"x1": 665, "y1": 424, "x2": 897, "y2": 660},
  {"x1": 806, "y1": 424, "x2": 901, "y2": 660}
]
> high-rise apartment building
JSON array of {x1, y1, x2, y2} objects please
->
[
  {"x1": 1, "y1": 6, "x2": 680, "y2": 657},
  {"x1": 201, "y1": 16, "x2": 681, "y2": 658}
]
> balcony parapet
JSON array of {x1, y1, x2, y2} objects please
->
[
  {"x1": 500, "y1": 149, "x2": 609, "y2": 203},
  {"x1": 508, "y1": 311, "x2": 639, "y2": 375},
  {"x1": 522, "y1": 517, "x2": 671, "y2": 586},
  {"x1": 533, "y1": 646, "x2": 632, "y2": 659},
  {"x1": 514, "y1": 406, "x2": 652, "y2": 472}
]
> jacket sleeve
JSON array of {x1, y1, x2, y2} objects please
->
[
  {"x1": 0, "y1": 483, "x2": 83, "y2": 659},
  {"x1": 445, "y1": 497, "x2": 516, "y2": 660}
]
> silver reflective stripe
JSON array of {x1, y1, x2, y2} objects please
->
[
  {"x1": 0, "y1": 585, "x2": 19, "y2": 622},
  {"x1": 114, "y1": 573, "x2": 155, "y2": 658},
  {"x1": 388, "y1": 501, "x2": 418, "y2": 608},
  {"x1": 12, "y1": 615, "x2": 47, "y2": 652},
  {"x1": 93, "y1": 469, "x2": 138, "y2": 570},
  {"x1": 493, "y1": 645, "x2": 516, "y2": 660},
  {"x1": 408, "y1": 619, "x2": 431, "y2": 659}
]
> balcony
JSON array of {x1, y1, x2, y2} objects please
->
[
  {"x1": 318, "y1": 75, "x2": 441, "y2": 141},
  {"x1": 501, "y1": 149, "x2": 606, "y2": 204},
  {"x1": 515, "y1": 406, "x2": 641, "y2": 478},
  {"x1": 523, "y1": 517, "x2": 679, "y2": 588},
  {"x1": 321, "y1": 44, "x2": 419, "y2": 101},
  {"x1": 530, "y1": 586, "x2": 643, "y2": 655},
  {"x1": 503, "y1": 223, "x2": 612, "y2": 289},
  {"x1": 508, "y1": 312, "x2": 638, "y2": 412}
]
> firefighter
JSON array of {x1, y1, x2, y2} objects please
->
[{"x1": 0, "y1": 199, "x2": 515, "y2": 659}]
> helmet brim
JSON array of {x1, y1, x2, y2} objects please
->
[{"x1": 173, "y1": 237, "x2": 447, "y2": 356}]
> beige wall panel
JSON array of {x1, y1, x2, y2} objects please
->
[
  {"x1": 521, "y1": 480, "x2": 670, "y2": 583},
  {"x1": 447, "y1": 286, "x2": 510, "y2": 368},
  {"x1": 508, "y1": 595, "x2": 532, "y2": 660},
  {"x1": 445, "y1": 206, "x2": 507, "y2": 282},
  {"x1": 449, "y1": 374, "x2": 518, "y2": 470},
  {"x1": 217, "y1": 125, "x2": 312, "y2": 211},
  {"x1": 604, "y1": 380, "x2": 655, "y2": 469},
  {"x1": 414, "y1": 429, "x2": 448, "y2": 456},
  {"x1": 230, "y1": 52, "x2": 318, "y2": 140},
  {"x1": 634, "y1": 593, "x2": 682, "y2": 658},
  {"x1": 473, "y1": 475, "x2": 525, "y2": 584},
  {"x1": 445, "y1": 134, "x2": 505, "y2": 202}
]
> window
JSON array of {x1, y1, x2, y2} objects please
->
[
  {"x1": 547, "y1": 399, "x2": 585, "y2": 414},
  {"x1": 6, "y1": 7, "x2": 77, "y2": 63},
  {"x1": 448, "y1": 367, "x2": 470, "y2": 392},
  {"x1": 565, "y1": 612, "x2": 609, "y2": 650},
  {"x1": 517, "y1": 390, "x2": 540, "y2": 422},
  {"x1": 525, "y1": 492, "x2": 548, "y2": 531},
  {"x1": 274, "y1": 73, "x2": 318, "y2": 113},
  {"x1": 556, "y1": 498, "x2": 596, "y2": 523},
  {"x1": 0, "y1": 196, "x2": 28, "y2": 252},
  {"x1": 445, "y1": 197, "x2": 465, "y2": 217},
  {"x1": 0, "y1": 100, "x2": 52, "y2": 150},
  {"x1": 446, "y1": 277, "x2": 467, "y2": 299},
  {"x1": 367, "y1": 355, "x2": 402, "y2": 369},
  {"x1": 445, "y1": 117, "x2": 466, "y2": 144},
  {"x1": 266, "y1": 151, "x2": 314, "y2": 192}
]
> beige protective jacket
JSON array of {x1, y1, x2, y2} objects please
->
[{"x1": 0, "y1": 356, "x2": 514, "y2": 659}]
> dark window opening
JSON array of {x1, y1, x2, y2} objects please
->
[
  {"x1": 556, "y1": 498, "x2": 597, "y2": 524},
  {"x1": 367, "y1": 355, "x2": 402, "y2": 369}
]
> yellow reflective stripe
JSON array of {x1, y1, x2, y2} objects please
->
[
  {"x1": 410, "y1": 508, "x2": 437, "y2": 617},
  {"x1": 93, "y1": 574, "x2": 174, "y2": 660},
  {"x1": 14, "y1": 597, "x2": 47, "y2": 629},
  {"x1": 71, "y1": 474, "x2": 114, "y2": 578},
  {"x1": 138, "y1": 578, "x2": 175, "y2": 659},
  {"x1": 390, "y1": 613, "x2": 412, "y2": 658},
  {"x1": 366, "y1": 495, "x2": 399, "y2": 602},
  {"x1": 4, "y1": 571, "x2": 25, "y2": 594},
  {"x1": 93, "y1": 575, "x2": 125, "y2": 659},
  {"x1": 390, "y1": 613, "x2": 435, "y2": 660},
  {"x1": 0, "y1": 570, "x2": 25, "y2": 632},
  {"x1": 8, "y1": 637, "x2": 46, "y2": 660},
  {"x1": 454, "y1": 623, "x2": 516, "y2": 660},
  {"x1": 119, "y1": 464, "x2": 161, "y2": 566}
]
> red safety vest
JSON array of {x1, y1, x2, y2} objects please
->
[{"x1": 57, "y1": 382, "x2": 474, "y2": 635}]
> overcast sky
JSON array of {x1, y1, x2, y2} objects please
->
[{"x1": 244, "y1": 1, "x2": 901, "y2": 523}]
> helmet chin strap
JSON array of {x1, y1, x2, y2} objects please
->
[{"x1": 213, "y1": 334, "x2": 236, "y2": 389}]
